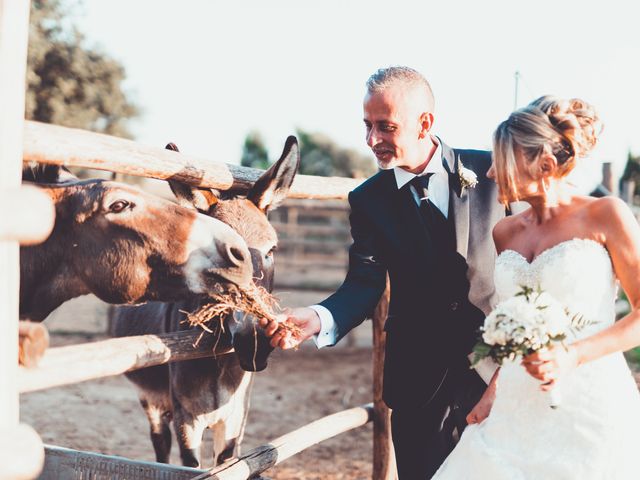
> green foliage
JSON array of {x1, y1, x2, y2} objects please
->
[
  {"x1": 625, "y1": 347, "x2": 640, "y2": 369},
  {"x1": 241, "y1": 131, "x2": 270, "y2": 169},
  {"x1": 296, "y1": 129, "x2": 376, "y2": 178},
  {"x1": 240, "y1": 129, "x2": 377, "y2": 179},
  {"x1": 26, "y1": 0, "x2": 138, "y2": 138}
]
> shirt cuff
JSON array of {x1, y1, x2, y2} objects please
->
[{"x1": 309, "y1": 304, "x2": 337, "y2": 348}]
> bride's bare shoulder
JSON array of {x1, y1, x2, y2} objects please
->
[
  {"x1": 582, "y1": 196, "x2": 632, "y2": 221},
  {"x1": 571, "y1": 196, "x2": 638, "y2": 248},
  {"x1": 493, "y1": 211, "x2": 528, "y2": 254}
]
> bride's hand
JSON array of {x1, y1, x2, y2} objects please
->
[
  {"x1": 467, "y1": 389, "x2": 495, "y2": 424},
  {"x1": 467, "y1": 372, "x2": 498, "y2": 425},
  {"x1": 522, "y1": 344, "x2": 579, "y2": 390}
]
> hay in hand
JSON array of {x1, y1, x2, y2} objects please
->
[{"x1": 185, "y1": 283, "x2": 303, "y2": 342}]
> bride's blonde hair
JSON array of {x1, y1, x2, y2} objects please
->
[{"x1": 492, "y1": 96, "x2": 602, "y2": 204}]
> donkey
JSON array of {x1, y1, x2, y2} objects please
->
[
  {"x1": 20, "y1": 165, "x2": 252, "y2": 321},
  {"x1": 111, "y1": 137, "x2": 299, "y2": 468}
]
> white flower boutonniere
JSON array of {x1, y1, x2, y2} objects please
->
[{"x1": 458, "y1": 166, "x2": 478, "y2": 190}]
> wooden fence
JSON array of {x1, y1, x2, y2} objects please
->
[
  {"x1": 270, "y1": 198, "x2": 350, "y2": 291},
  {"x1": 1, "y1": 2, "x2": 394, "y2": 478}
]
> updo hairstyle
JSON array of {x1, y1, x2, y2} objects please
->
[{"x1": 492, "y1": 95, "x2": 602, "y2": 203}]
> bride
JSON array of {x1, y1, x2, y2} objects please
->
[{"x1": 432, "y1": 96, "x2": 640, "y2": 479}]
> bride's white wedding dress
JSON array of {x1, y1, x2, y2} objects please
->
[{"x1": 432, "y1": 238, "x2": 640, "y2": 480}]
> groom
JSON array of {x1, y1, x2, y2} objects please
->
[{"x1": 261, "y1": 66, "x2": 504, "y2": 479}]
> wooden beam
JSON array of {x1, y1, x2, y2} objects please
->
[
  {"x1": 0, "y1": 0, "x2": 31, "y2": 428},
  {"x1": 0, "y1": 186, "x2": 54, "y2": 245},
  {"x1": 372, "y1": 279, "x2": 397, "y2": 479},
  {"x1": 0, "y1": 1, "x2": 48, "y2": 479},
  {"x1": 40, "y1": 445, "x2": 205, "y2": 480},
  {"x1": 191, "y1": 404, "x2": 373, "y2": 480},
  {"x1": 18, "y1": 321, "x2": 49, "y2": 368},
  {"x1": 23, "y1": 121, "x2": 364, "y2": 200},
  {"x1": 0, "y1": 424, "x2": 44, "y2": 480},
  {"x1": 18, "y1": 330, "x2": 233, "y2": 393}
]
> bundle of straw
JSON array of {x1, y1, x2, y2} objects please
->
[{"x1": 185, "y1": 283, "x2": 302, "y2": 341}]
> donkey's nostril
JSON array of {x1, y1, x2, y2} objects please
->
[{"x1": 227, "y1": 245, "x2": 247, "y2": 266}]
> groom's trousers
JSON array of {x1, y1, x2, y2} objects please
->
[{"x1": 390, "y1": 357, "x2": 486, "y2": 480}]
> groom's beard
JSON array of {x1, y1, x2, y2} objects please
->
[{"x1": 372, "y1": 145, "x2": 399, "y2": 169}]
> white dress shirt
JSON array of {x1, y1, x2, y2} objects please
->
[{"x1": 311, "y1": 140, "x2": 448, "y2": 348}]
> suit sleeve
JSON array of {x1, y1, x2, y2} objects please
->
[{"x1": 318, "y1": 190, "x2": 388, "y2": 344}]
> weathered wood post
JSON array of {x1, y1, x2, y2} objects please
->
[
  {"x1": 602, "y1": 162, "x2": 616, "y2": 196},
  {"x1": 621, "y1": 180, "x2": 635, "y2": 205},
  {"x1": 372, "y1": 278, "x2": 397, "y2": 479},
  {"x1": 0, "y1": 1, "x2": 52, "y2": 478}
]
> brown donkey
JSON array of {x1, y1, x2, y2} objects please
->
[
  {"x1": 20, "y1": 165, "x2": 253, "y2": 321},
  {"x1": 111, "y1": 137, "x2": 299, "y2": 467}
]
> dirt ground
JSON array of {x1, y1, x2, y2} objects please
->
[{"x1": 20, "y1": 293, "x2": 375, "y2": 480}]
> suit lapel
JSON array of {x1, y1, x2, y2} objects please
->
[{"x1": 440, "y1": 139, "x2": 470, "y2": 259}]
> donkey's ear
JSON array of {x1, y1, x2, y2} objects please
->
[
  {"x1": 247, "y1": 136, "x2": 299, "y2": 213},
  {"x1": 165, "y1": 142, "x2": 219, "y2": 213},
  {"x1": 22, "y1": 164, "x2": 77, "y2": 184}
]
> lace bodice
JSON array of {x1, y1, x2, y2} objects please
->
[{"x1": 494, "y1": 238, "x2": 617, "y2": 339}]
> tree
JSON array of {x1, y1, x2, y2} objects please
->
[
  {"x1": 26, "y1": 0, "x2": 138, "y2": 138},
  {"x1": 240, "y1": 129, "x2": 376, "y2": 178},
  {"x1": 241, "y1": 131, "x2": 270, "y2": 169},
  {"x1": 296, "y1": 129, "x2": 376, "y2": 178}
]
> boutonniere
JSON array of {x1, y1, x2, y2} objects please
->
[{"x1": 458, "y1": 166, "x2": 478, "y2": 190}]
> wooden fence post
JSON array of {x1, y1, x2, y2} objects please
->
[
  {"x1": 602, "y1": 162, "x2": 616, "y2": 196},
  {"x1": 372, "y1": 278, "x2": 397, "y2": 479},
  {"x1": 0, "y1": 1, "x2": 47, "y2": 478}
]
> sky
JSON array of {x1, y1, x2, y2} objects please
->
[{"x1": 73, "y1": 0, "x2": 640, "y2": 187}]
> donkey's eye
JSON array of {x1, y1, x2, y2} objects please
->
[
  {"x1": 267, "y1": 246, "x2": 277, "y2": 258},
  {"x1": 108, "y1": 200, "x2": 131, "y2": 213}
]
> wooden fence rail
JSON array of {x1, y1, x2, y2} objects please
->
[
  {"x1": 23, "y1": 121, "x2": 362, "y2": 200},
  {"x1": 18, "y1": 329, "x2": 232, "y2": 394},
  {"x1": 192, "y1": 404, "x2": 374, "y2": 480}
]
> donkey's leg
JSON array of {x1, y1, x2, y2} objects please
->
[
  {"x1": 217, "y1": 438, "x2": 238, "y2": 465},
  {"x1": 139, "y1": 396, "x2": 173, "y2": 463},
  {"x1": 214, "y1": 373, "x2": 255, "y2": 466},
  {"x1": 173, "y1": 406, "x2": 207, "y2": 468}
]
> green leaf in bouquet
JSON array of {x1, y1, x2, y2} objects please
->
[{"x1": 471, "y1": 341, "x2": 492, "y2": 367}]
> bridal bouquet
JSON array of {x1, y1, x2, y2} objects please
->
[{"x1": 473, "y1": 286, "x2": 586, "y2": 408}]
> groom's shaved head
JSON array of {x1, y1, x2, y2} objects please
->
[{"x1": 366, "y1": 66, "x2": 435, "y2": 114}]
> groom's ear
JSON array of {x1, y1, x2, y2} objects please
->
[{"x1": 418, "y1": 112, "x2": 434, "y2": 139}]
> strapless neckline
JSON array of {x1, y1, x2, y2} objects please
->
[{"x1": 498, "y1": 237, "x2": 609, "y2": 266}]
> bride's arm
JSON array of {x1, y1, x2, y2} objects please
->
[
  {"x1": 524, "y1": 197, "x2": 640, "y2": 386},
  {"x1": 572, "y1": 197, "x2": 640, "y2": 363}
]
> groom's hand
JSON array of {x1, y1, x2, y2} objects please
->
[{"x1": 258, "y1": 307, "x2": 321, "y2": 350}]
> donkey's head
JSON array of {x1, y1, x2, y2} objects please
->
[
  {"x1": 168, "y1": 137, "x2": 299, "y2": 371},
  {"x1": 20, "y1": 165, "x2": 253, "y2": 321}
]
